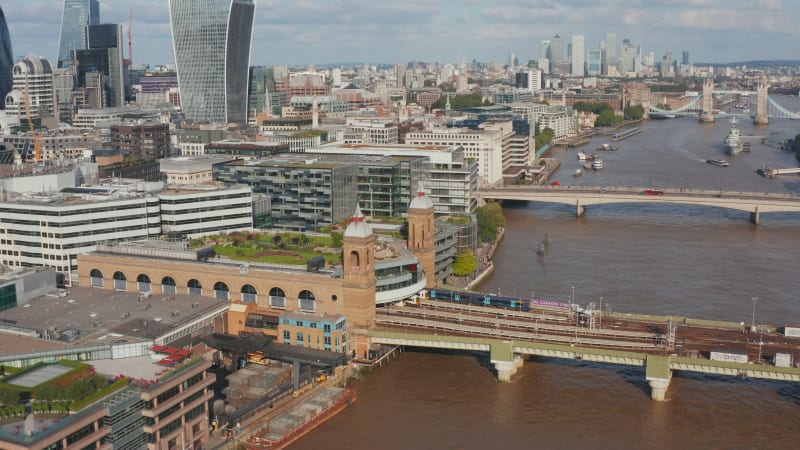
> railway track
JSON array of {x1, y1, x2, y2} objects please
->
[
  {"x1": 381, "y1": 307, "x2": 659, "y2": 342},
  {"x1": 376, "y1": 314, "x2": 661, "y2": 350}
]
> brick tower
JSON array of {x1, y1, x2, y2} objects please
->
[
  {"x1": 407, "y1": 183, "x2": 436, "y2": 288},
  {"x1": 342, "y1": 205, "x2": 376, "y2": 358}
]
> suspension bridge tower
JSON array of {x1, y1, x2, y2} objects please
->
[
  {"x1": 699, "y1": 78, "x2": 715, "y2": 123},
  {"x1": 753, "y1": 77, "x2": 769, "y2": 125}
]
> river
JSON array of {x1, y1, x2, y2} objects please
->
[{"x1": 294, "y1": 102, "x2": 800, "y2": 449}]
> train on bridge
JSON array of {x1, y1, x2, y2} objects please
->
[{"x1": 412, "y1": 288, "x2": 574, "y2": 313}]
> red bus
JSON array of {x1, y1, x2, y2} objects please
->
[{"x1": 643, "y1": 189, "x2": 665, "y2": 196}]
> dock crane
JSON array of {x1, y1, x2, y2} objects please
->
[{"x1": 21, "y1": 88, "x2": 43, "y2": 162}]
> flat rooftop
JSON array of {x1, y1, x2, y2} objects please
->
[{"x1": 0, "y1": 286, "x2": 223, "y2": 350}]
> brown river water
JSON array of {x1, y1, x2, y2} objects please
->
[{"x1": 295, "y1": 104, "x2": 800, "y2": 449}]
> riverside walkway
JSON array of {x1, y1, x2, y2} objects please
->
[{"x1": 479, "y1": 185, "x2": 800, "y2": 224}]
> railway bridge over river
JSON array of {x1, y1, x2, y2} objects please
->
[
  {"x1": 478, "y1": 185, "x2": 800, "y2": 224},
  {"x1": 371, "y1": 294, "x2": 800, "y2": 401}
]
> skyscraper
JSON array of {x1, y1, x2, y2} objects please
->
[
  {"x1": 571, "y1": 35, "x2": 585, "y2": 77},
  {"x1": 682, "y1": 51, "x2": 690, "y2": 66},
  {"x1": 169, "y1": 0, "x2": 256, "y2": 124},
  {"x1": 587, "y1": 49, "x2": 603, "y2": 76},
  {"x1": 57, "y1": 0, "x2": 100, "y2": 68},
  {"x1": 0, "y1": 6, "x2": 13, "y2": 107},
  {"x1": 619, "y1": 39, "x2": 638, "y2": 75},
  {"x1": 605, "y1": 32, "x2": 618, "y2": 70},
  {"x1": 550, "y1": 34, "x2": 563, "y2": 63},
  {"x1": 75, "y1": 24, "x2": 125, "y2": 107}
]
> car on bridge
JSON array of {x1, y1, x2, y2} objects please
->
[{"x1": 642, "y1": 189, "x2": 665, "y2": 196}]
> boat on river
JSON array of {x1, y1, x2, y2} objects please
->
[
  {"x1": 577, "y1": 151, "x2": 587, "y2": 161},
  {"x1": 597, "y1": 143, "x2": 618, "y2": 151},
  {"x1": 591, "y1": 159, "x2": 604, "y2": 170},
  {"x1": 706, "y1": 159, "x2": 730, "y2": 167},
  {"x1": 724, "y1": 119, "x2": 744, "y2": 155}
]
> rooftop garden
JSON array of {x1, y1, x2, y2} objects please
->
[
  {"x1": 192, "y1": 231, "x2": 343, "y2": 266},
  {"x1": 0, "y1": 361, "x2": 130, "y2": 419}
]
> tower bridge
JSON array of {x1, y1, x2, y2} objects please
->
[
  {"x1": 478, "y1": 185, "x2": 800, "y2": 225},
  {"x1": 646, "y1": 78, "x2": 800, "y2": 122}
]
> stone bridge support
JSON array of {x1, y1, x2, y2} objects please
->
[
  {"x1": 491, "y1": 341, "x2": 523, "y2": 382},
  {"x1": 576, "y1": 200, "x2": 585, "y2": 218},
  {"x1": 750, "y1": 206, "x2": 760, "y2": 225},
  {"x1": 646, "y1": 355, "x2": 672, "y2": 401}
]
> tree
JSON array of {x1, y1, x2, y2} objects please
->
[
  {"x1": 623, "y1": 105, "x2": 645, "y2": 120},
  {"x1": 331, "y1": 232, "x2": 343, "y2": 248},
  {"x1": 0, "y1": 390, "x2": 19, "y2": 405},
  {"x1": 595, "y1": 110, "x2": 623, "y2": 127},
  {"x1": 476, "y1": 202, "x2": 506, "y2": 243},
  {"x1": 535, "y1": 127, "x2": 555, "y2": 150},
  {"x1": 452, "y1": 249, "x2": 479, "y2": 276},
  {"x1": 430, "y1": 92, "x2": 484, "y2": 110}
]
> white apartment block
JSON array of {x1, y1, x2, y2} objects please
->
[
  {"x1": 2, "y1": 134, "x2": 103, "y2": 161},
  {"x1": 539, "y1": 106, "x2": 579, "y2": 140},
  {"x1": 0, "y1": 177, "x2": 254, "y2": 285},
  {"x1": 404, "y1": 121, "x2": 515, "y2": 186},
  {"x1": 343, "y1": 120, "x2": 399, "y2": 145},
  {"x1": 72, "y1": 107, "x2": 142, "y2": 129},
  {"x1": 4, "y1": 56, "x2": 55, "y2": 121},
  {"x1": 160, "y1": 156, "x2": 235, "y2": 185},
  {"x1": 0, "y1": 190, "x2": 162, "y2": 285}
]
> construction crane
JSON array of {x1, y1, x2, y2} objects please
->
[
  {"x1": 127, "y1": 8, "x2": 133, "y2": 66},
  {"x1": 21, "y1": 88, "x2": 43, "y2": 162}
]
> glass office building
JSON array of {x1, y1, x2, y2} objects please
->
[
  {"x1": 0, "y1": 6, "x2": 12, "y2": 107},
  {"x1": 169, "y1": 0, "x2": 256, "y2": 124},
  {"x1": 57, "y1": 0, "x2": 100, "y2": 68}
]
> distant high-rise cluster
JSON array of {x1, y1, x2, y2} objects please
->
[
  {"x1": 0, "y1": 5, "x2": 13, "y2": 107},
  {"x1": 75, "y1": 24, "x2": 125, "y2": 107},
  {"x1": 57, "y1": 0, "x2": 100, "y2": 68},
  {"x1": 169, "y1": 0, "x2": 256, "y2": 124}
]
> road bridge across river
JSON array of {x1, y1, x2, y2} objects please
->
[{"x1": 479, "y1": 185, "x2": 800, "y2": 224}]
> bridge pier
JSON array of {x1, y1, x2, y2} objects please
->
[
  {"x1": 493, "y1": 360, "x2": 518, "y2": 382},
  {"x1": 646, "y1": 355, "x2": 672, "y2": 401},
  {"x1": 751, "y1": 206, "x2": 760, "y2": 225},
  {"x1": 753, "y1": 114, "x2": 769, "y2": 125},
  {"x1": 491, "y1": 341, "x2": 521, "y2": 382},
  {"x1": 576, "y1": 200, "x2": 585, "y2": 218}
]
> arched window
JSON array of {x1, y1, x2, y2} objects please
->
[
  {"x1": 349, "y1": 250, "x2": 360, "y2": 270},
  {"x1": 89, "y1": 269, "x2": 104, "y2": 288},
  {"x1": 213, "y1": 282, "x2": 229, "y2": 300},
  {"x1": 241, "y1": 284, "x2": 257, "y2": 304},
  {"x1": 113, "y1": 271, "x2": 127, "y2": 291},
  {"x1": 298, "y1": 290, "x2": 316, "y2": 312},
  {"x1": 162, "y1": 276, "x2": 176, "y2": 295},
  {"x1": 188, "y1": 279, "x2": 202, "y2": 295},
  {"x1": 137, "y1": 274, "x2": 151, "y2": 292},
  {"x1": 269, "y1": 287, "x2": 286, "y2": 308}
]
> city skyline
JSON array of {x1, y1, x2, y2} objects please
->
[{"x1": 3, "y1": 0, "x2": 800, "y2": 67}]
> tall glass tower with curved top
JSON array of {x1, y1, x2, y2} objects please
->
[
  {"x1": 169, "y1": 0, "x2": 256, "y2": 124},
  {"x1": 0, "y1": 6, "x2": 14, "y2": 107},
  {"x1": 57, "y1": 0, "x2": 100, "y2": 68}
]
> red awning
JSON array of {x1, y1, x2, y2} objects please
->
[
  {"x1": 163, "y1": 346, "x2": 180, "y2": 354},
  {"x1": 150, "y1": 345, "x2": 167, "y2": 353},
  {"x1": 167, "y1": 354, "x2": 185, "y2": 361},
  {"x1": 157, "y1": 358, "x2": 175, "y2": 366},
  {"x1": 175, "y1": 349, "x2": 192, "y2": 356}
]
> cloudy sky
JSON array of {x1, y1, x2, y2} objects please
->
[{"x1": 3, "y1": 0, "x2": 798, "y2": 66}]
